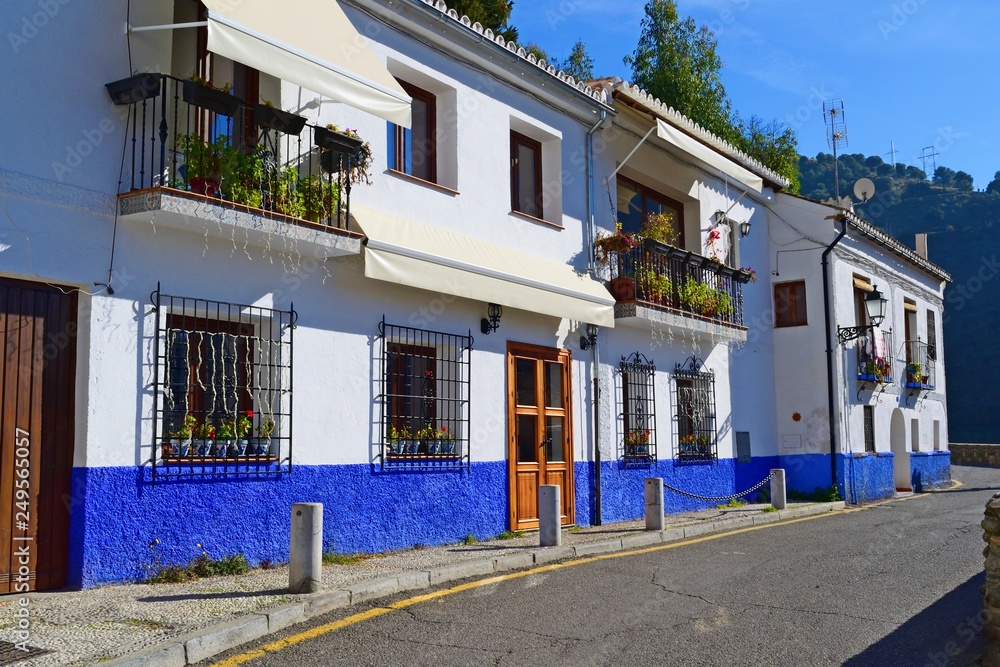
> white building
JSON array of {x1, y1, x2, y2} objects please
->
[
  {"x1": 768, "y1": 193, "x2": 951, "y2": 502},
  {"x1": 0, "y1": 0, "x2": 949, "y2": 590}
]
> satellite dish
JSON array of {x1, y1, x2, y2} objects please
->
[{"x1": 854, "y1": 178, "x2": 875, "y2": 203}]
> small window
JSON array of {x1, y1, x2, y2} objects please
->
[
  {"x1": 926, "y1": 310, "x2": 937, "y2": 360},
  {"x1": 673, "y1": 360, "x2": 716, "y2": 461},
  {"x1": 863, "y1": 406, "x2": 875, "y2": 453},
  {"x1": 619, "y1": 352, "x2": 656, "y2": 463},
  {"x1": 388, "y1": 81, "x2": 436, "y2": 183},
  {"x1": 379, "y1": 319, "x2": 471, "y2": 468},
  {"x1": 774, "y1": 281, "x2": 808, "y2": 328},
  {"x1": 616, "y1": 175, "x2": 685, "y2": 247},
  {"x1": 511, "y1": 131, "x2": 543, "y2": 218},
  {"x1": 152, "y1": 289, "x2": 295, "y2": 480}
]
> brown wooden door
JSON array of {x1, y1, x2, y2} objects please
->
[
  {"x1": 0, "y1": 279, "x2": 77, "y2": 592},
  {"x1": 507, "y1": 343, "x2": 574, "y2": 530}
]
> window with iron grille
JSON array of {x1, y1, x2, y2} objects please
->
[
  {"x1": 378, "y1": 318, "x2": 471, "y2": 469},
  {"x1": 672, "y1": 358, "x2": 717, "y2": 461},
  {"x1": 151, "y1": 285, "x2": 295, "y2": 480},
  {"x1": 863, "y1": 405, "x2": 876, "y2": 453},
  {"x1": 619, "y1": 352, "x2": 656, "y2": 464}
]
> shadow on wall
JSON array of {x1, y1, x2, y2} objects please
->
[{"x1": 842, "y1": 573, "x2": 985, "y2": 666}]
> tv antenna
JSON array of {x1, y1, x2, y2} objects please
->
[
  {"x1": 823, "y1": 99, "x2": 848, "y2": 203},
  {"x1": 919, "y1": 146, "x2": 939, "y2": 178}
]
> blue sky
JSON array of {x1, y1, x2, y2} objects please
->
[{"x1": 511, "y1": 0, "x2": 999, "y2": 190}]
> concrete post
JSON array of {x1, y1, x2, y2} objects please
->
[
  {"x1": 645, "y1": 478, "x2": 664, "y2": 531},
  {"x1": 539, "y1": 485, "x2": 561, "y2": 547},
  {"x1": 771, "y1": 469, "x2": 787, "y2": 510},
  {"x1": 289, "y1": 503, "x2": 323, "y2": 594}
]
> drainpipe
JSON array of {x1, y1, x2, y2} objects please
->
[
  {"x1": 587, "y1": 110, "x2": 606, "y2": 525},
  {"x1": 822, "y1": 216, "x2": 848, "y2": 492}
]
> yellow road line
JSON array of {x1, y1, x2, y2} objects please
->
[{"x1": 210, "y1": 508, "x2": 851, "y2": 666}]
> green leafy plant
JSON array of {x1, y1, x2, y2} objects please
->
[
  {"x1": 194, "y1": 422, "x2": 215, "y2": 440},
  {"x1": 176, "y1": 133, "x2": 230, "y2": 183},
  {"x1": 461, "y1": 534, "x2": 477, "y2": 545},
  {"x1": 257, "y1": 419, "x2": 275, "y2": 439},
  {"x1": 324, "y1": 124, "x2": 373, "y2": 185},
  {"x1": 416, "y1": 424, "x2": 453, "y2": 441},
  {"x1": 761, "y1": 505, "x2": 779, "y2": 513},
  {"x1": 639, "y1": 211, "x2": 680, "y2": 246},
  {"x1": 297, "y1": 175, "x2": 339, "y2": 223},
  {"x1": 322, "y1": 552, "x2": 372, "y2": 565},
  {"x1": 625, "y1": 428, "x2": 651, "y2": 445},
  {"x1": 235, "y1": 410, "x2": 253, "y2": 439},
  {"x1": 171, "y1": 415, "x2": 197, "y2": 440},
  {"x1": 387, "y1": 423, "x2": 412, "y2": 442},
  {"x1": 787, "y1": 486, "x2": 841, "y2": 503},
  {"x1": 637, "y1": 269, "x2": 672, "y2": 304},
  {"x1": 716, "y1": 498, "x2": 747, "y2": 509},
  {"x1": 221, "y1": 145, "x2": 266, "y2": 209},
  {"x1": 271, "y1": 167, "x2": 306, "y2": 219},
  {"x1": 594, "y1": 222, "x2": 639, "y2": 264},
  {"x1": 217, "y1": 419, "x2": 235, "y2": 440},
  {"x1": 498, "y1": 530, "x2": 525, "y2": 540}
]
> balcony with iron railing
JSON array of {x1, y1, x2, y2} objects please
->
[
  {"x1": 105, "y1": 73, "x2": 362, "y2": 257},
  {"x1": 605, "y1": 239, "x2": 753, "y2": 341},
  {"x1": 904, "y1": 340, "x2": 936, "y2": 390},
  {"x1": 856, "y1": 331, "x2": 893, "y2": 383}
]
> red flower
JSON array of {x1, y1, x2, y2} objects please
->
[{"x1": 246, "y1": 410, "x2": 254, "y2": 418}]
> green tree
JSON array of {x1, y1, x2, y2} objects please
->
[
  {"x1": 552, "y1": 39, "x2": 594, "y2": 81},
  {"x1": 954, "y1": 170, "x2": 974, "y2": 192},
  {"x1": 739, "y1": 116, "x2": 800, "y2": 192},
  {"x1": 524, "y1": 42, "x2": 549, "y2": 63},
  {"x1": 449, "y1": 0, "x2": 517, "y2": 42},
  {"x1": 623, "y1": 0, "x2": 735, "y2": 143},
  {"x1": 986, "y1": 171, "x2": 1000, "y2": 195}
]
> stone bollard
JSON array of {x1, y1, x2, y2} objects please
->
[
  {"x1": 645, "y1": 478, "x2": 665, "y2": 531},
  {"x1": 539, "y1": 485, "x2": 561, "y2": 547},
  {"x1": 289, "y1": 503, "x2": 323, "y2": 594},
  {"x1": 770, "y1": 469, "x2": 787, "y2": 510},
  {"x1": 982, "y1": 493, "x2": 1000, "y2": 666}
]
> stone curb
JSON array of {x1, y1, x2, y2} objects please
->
[{"x1": 105, "y1": 502, "x2": 843, "y2": 666}]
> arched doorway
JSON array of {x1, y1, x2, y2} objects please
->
[{"x1": 890, "y1": 409, "x2": 910, "y2": 492}]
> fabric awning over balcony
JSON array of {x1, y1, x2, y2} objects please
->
[
  {"x1": 201, "y1": 0, "x2": 411, "y2": 127},
  {"x1": 355, "y1": 206, "x2": 616, "y2": 327},
  {"x1": 656, "y1": 119, "x2": 763, "y2": 193}
]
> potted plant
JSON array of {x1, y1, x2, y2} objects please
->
[
  {"x1": 176, "y1": 133, "x2": 231, "y2": 197},
  {"x1": 637, "y1": 269, "x2": 672, "y2": 306},
  {"x1": 625, "y1": 428, "x2": 651, "y2": 456},
  {"x1": 233, "y1": 410, "x2": 253, "y2": 456},
  {"x1": 105, "y1": 72, "x2": 162, "y2": 105},
  {"x1": 221, "y1": 144, "x2": 266, "y2": 209},
  {"x1": 296, "y1": 174, "x2": 339, "y2": 223},
  {"x1": 216, "y1": 418, "x2": 236, "y2": 457},
  {"x1": 163, "y1": 415, "x2": 198, "y2": 458},
  {"x1": 638, "y1": 211, "x2": 680, "y2": 250},
  {"x1": 386, "y1": 423, "x2": 413, "y2": 455},
  {"x1": 316, "y1": 125, "x2": 372, "y2": 184},
  {"x1": 906, "y1": 362, "x2": 923, "y2": 385},
  {"x1": 254, "y1": 418, "x2": 275, "y2": 456},
  {"x1": 193, "y1": 422, "x2": 215, "y2": 457},
  {"x1": 254, "y1": 101, "x2": 307, "y2": 135},
  {"x1": 182, "y1": 75, "x2": 242, "y2": 117},
  {"x1": 422, "y1": 425, "x2": 456, "y2": 455}
]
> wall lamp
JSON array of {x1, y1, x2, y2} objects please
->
[
  {"x1": 837, "y1": 286, "x2": 888, "y2": 344},
  {"x1": 739, "y1": 220, "x2": 752, "y2": 237},
  {"x1": 481, "y1": 303, "x2": 503, "y2": 335},
  {"x1": 580, "y1": 323, "x2": 598, "y2": 350}
]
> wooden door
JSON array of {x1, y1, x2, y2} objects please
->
[
  {"x1": 0, "y1": 279, "x2": 77, "y2": 592},
  {"x1": 507, "y1": 343, "x2": 574, "y2": 530}
]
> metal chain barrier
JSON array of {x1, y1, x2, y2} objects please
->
[{"x1": 662, "y1": 470, "x2": 775, "y2": 502}]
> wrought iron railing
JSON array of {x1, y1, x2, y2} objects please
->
[
  {"x1": 673, "y1": 357, "x2": 717, "y2": 462},
  {"x1": 856, "y1": 331, "x2": 893, "y2": 383},
  {"x1": 105, "y1": 73, "x2": 358, "y2": 229},
  {"x1": 904, "y1": 340, "x2": 936, "y2": 389},
  {"x1": 608, "y1": 239, "x2": 751, "y2": 327}
]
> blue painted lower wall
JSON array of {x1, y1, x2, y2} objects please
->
[
  {"x1": 67, "y1": 463, "x2": 508, "y2": 588},
  {"x1": 839, "y1": 454, "x2": 895, "y2": 504},
  {"x1": 911, "y1": 451, "x2": 952, "y2": 491}
]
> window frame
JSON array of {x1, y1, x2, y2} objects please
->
[
  {"x1": 151, "y1": 287, "x2": 295, "y2": 480},
  {"x1": 619, "y1": 352, "x2": 657, "y2": 464},
  {"x1": 378, "y1": 318, "x2": 472, "y2": 469},
  {"x1": 774, "y1": 280, "x2": 808, "y2": 328},
  {"x1": 616, "y1": 175, "x2": 686, "y2": 248},
  {"x1": 926, "y1": 309, "x2": 937, "y2": 360},
  {"x1": 672, "y1": 360, "x2": 717, "y2": 462},
  {"x1": 863, "y1": 405, "x2": 876, "y2": 453},
  {"x1": 389, "y1": 80, "x2": 437, "y2": 184},
  {"x1": 510, "y1": 130, "x2": 543, "y2": 219}
]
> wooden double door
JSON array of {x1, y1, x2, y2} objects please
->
[
  {"x1": 0, "y1": 279, "x2": 77, "y2": 592},
  {"x1": 507, "y1": 343, "x2": 574, "y2": 530}
]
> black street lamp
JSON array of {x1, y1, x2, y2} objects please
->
[
  {"x1": 837, "y1": 286, "x2": 888, "y2": 344},
  {"x1": 580, "y1": 323, "x2": 598, "y2": 350}
]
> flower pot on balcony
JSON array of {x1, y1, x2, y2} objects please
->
[
  {"x1": 232, "y1": 439, "x2": 249, "y2": 456},
  {"x1": 314, "y1": 126, "x2": 364, "y2": 158},
  {"x1": 607, "y1": 277, "x2": 635, "y2": 301},
  {"x1": 253, "y1": 104, "x2": 307, "y2": 136},
  {"x1": 189, "y1": 177, "x2": 220, "y2": 197},
  {"x1": 182, "y1": 80, "x2": 243, "y2": 117},
  {"x1": 106, "y1": 73, "x2": 162, "y2": 105},
  {"x1": 214, "y1": 440, "x2": 233, "y2": 458},
  {"x1": 194, "y1": 439, "x2": 214, "y2": 457}
]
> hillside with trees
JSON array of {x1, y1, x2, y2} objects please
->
[{"x1": 801, "y1": 153, "x2": 1000, "y2": 443}]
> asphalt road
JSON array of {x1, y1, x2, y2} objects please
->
[{"x1": 203, "y1": 465, "x2": 997, "y2": 667}]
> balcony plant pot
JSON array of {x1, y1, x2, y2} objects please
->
[
  {"x1": 106, "y1": 73, "x2": 162, "y2": 105},
  {"x1": 314, "y1": 125, "x2": 363, "y2": 158},
  {"x1": 607, "y1": 277, "x2": 635, "y2": 301},
  {"x1": 214, "y1": 440, "x2": 232, "y2": 458},
  {"x1": 194, "y1": 438, "x2": 214, "y2": 457},
  {"x1": 254, "y1": 104, "x2": 307, "y2": 135},
  {"x1": 232, "y1": 439, "x2": 249, "y2": 456},
  {"x1": 182, "y1": 79, "x2": 243, "y2": 117}
]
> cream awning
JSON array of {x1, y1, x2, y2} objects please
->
[
  {"x1": 355, "y1": 206, "x2": 616, "y2": 328},
  {"x1": 202, "y1": 0, "x2": 411, "y2": 127},
  {"x1": 656, "y1": 119, "x2": 763, "y2": 193}
]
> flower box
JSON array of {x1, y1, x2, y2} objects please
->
[
  {"x1": 182, "y1": 80, "x2": 243, "y2": 117},
  {"x1": 314, "y1": 126, "x2": 364, "y2": 160},
  {"x1": 106, "y1": 73, "x2": 162, "y2": 105},
  {"x1": 254, "y1": 104, "x2": 307, "y2": 136}
]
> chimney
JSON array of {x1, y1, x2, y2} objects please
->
[{"x1": 915, "y1": 233, "x2": 928, "y2": 259}]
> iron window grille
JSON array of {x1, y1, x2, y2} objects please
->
[
  {"x1": 672, "y1": 357, "x2": 717, "y2": 462},
  {"x1": 151, "y1": 285, "x2": 295, "y2": 481},
  {"x1": 863, "y1": 405, "x2": 876, "y2": 453},
  {"x1": 619, "y1": 352, "x2": 657, "y2": 464},
  {"x1": 377, "y1": 318, "x2": 472, "y2": 469}
]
